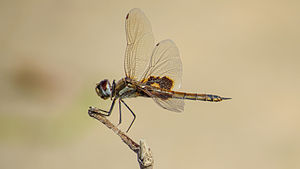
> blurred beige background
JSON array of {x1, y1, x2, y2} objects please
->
[{"x1": 1, "y1": 0, "x2": 300, "y2": 169}]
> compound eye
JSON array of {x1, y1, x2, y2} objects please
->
[
  {"x1": 95, "y1": 85, "x2": 100, "y2": 94},
  {"x1": 95, "y1": 79, "x2": 112, "y2": 99}
]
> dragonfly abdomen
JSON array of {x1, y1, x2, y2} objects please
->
[{"x1": 172, "y1": 91, "x2": 229, "y2": 102}]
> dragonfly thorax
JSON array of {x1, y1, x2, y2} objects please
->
[{"x1": 95, "y1": 79, "x2": 113, "y2": 100}]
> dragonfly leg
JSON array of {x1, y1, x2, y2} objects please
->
[
  {"x1": 120, "y1": 99, "x2": 136, "y2": 132},
  {"x1": 95, "y1": 98, "x2": 117, "y2": 116},
  {"x1": 118, "y1": 99, "x2": 122, "y2": 125}
]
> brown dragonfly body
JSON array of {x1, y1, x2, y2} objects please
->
[{"x1": 95, "y1": 9, "x2": 230, "y2": 132}]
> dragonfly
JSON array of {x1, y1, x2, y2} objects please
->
[{"x1": 95, "y1": 8, "x2": 231, "y2": 132}]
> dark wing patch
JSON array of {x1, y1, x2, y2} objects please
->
[{"x1": 142, "y1": 76, "x2": 174, "y2": 90}]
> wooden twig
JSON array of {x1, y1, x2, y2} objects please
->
[{"x1": 88, "y1": 106, "x2": 154, "y2": 169}]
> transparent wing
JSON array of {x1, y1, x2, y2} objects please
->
[
  {"x1": 152, "y1": 95, "x2": 185, "y2": 112},
  {"x1": 124, "y1": 8, "x2": 155, "y2": 80},
  {"x1": 141, "y1": 39, "x2": 183, "y2": 90},
  {"x1": 140, "y1": 86, "x2": 185, "y2": 112},
  {"x1": 139, "y1": 39, "x2": 184, "y2": 112}
]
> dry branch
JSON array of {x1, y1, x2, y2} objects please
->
[{"x1": 88, "y1": 106, "x2": 154, "y2": 169}]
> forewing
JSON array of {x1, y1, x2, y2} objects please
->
[
  {"x1": 141, "y1": 39, "x2": 183, "y2": 90},
  {"x1": 124, "y1": 8, "x2": 155, "y2": 80},
  {"x1": 125, "y1": 10, "x2": 184, "y2": 112}
]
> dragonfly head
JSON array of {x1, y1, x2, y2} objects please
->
[{"x1": 95, "y1": 79, "x2": 112, "y2": 100}]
